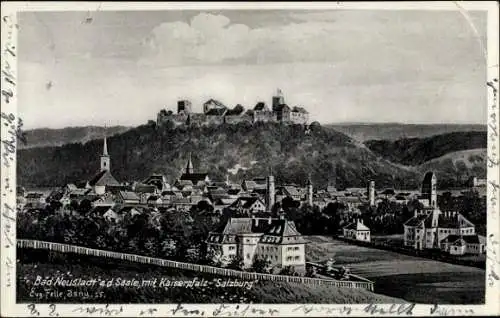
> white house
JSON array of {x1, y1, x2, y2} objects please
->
[
  {"x1": 440, "y1": 234, "x2": 486, "y2": 255},
  {"x1": 342, "y1": 219, "x2": 371, "y2": 242},
  {"x1": 228, "y1": 197, "x2": 267, "y2": 215}
]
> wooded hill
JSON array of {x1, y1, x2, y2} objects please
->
[{"x1": 17, "y1": 122, "x2": 486, "y2": 190}]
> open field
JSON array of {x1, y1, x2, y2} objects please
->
[
  {"x1": 305, "y1": 236, "x2": 485, "y2": 304},
  {"x1": 17, "y1": 248, "x2": 404, "y2": 304}
]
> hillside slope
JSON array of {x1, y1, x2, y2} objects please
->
[
  {"x1": 364, "y1": 131, "x2": 487, "y2": 166},
  {"x1": 418, "y1": 149, "x2": 487, "y2": 185},
  {"x1": 19, "y1": 126, "x2": 131, "y2": 149},
  {"x1": 18, "y1": 250, "x2": 404, "y2": 304},
  {"x1": 18, "y1": 122, "x2": 423, "y2": 189}
]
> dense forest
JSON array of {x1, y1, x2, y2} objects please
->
[{"x1": 18, "y1": 122, "x2": 486, "y2": 189}]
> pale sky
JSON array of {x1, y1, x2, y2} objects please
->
[{"x1": 18, "y1": 9, "x2": 487, "y2": 129}]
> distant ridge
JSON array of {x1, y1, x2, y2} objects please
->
[
  {"x1": 326, "y1": 123, "x2": 486, "y2": 142},
  {"x1": 19, "y1": 126, "x2": 131, "y2": 149}
]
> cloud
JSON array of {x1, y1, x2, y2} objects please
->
[
  {"x1": 140, "y1": 13, "x2": 256, "y2": 66},
  {"x1": 139, "y1": 10, "x2": 486, "y2": 71}
]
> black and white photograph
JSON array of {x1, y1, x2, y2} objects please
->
[{"x1": 1, "y1": 1, "x2": 499, "y2": 317}]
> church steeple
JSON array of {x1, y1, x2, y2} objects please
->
[
  {"x1": 185, "y1": 153, "x2": 194, "y2": 174},
  {"x1": 100, "y1": 132, "x2": 110, "y2": 172}
]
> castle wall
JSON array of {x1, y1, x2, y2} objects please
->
[
  {"x1": 254, "y1": 111, "x2": 277, "y2": 123},
  {"x1": 206, "y1": 116, "x2": 225, "y2": 126},
  {"x1": 225, "y1": 114, "x2": 253, "y2": 124}
]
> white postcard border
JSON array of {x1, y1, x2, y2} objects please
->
[{"x1": 1, "y1": 1, "x2": 499, "y2": 317}]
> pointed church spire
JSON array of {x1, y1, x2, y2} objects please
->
[
  {"x1": 185, "y1": 152, "x2": 194, "y2": 174},
  {"x1": 103, "y1": 135, "x2": 108, "y2": 156},
  {"x1": 100, "y1": 127, "x2": 110, "y2": 172}
]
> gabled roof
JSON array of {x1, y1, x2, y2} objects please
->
[
  {"x1": 225, "y1": 105, "x2": 245, "y2": 116},
  {"x1": 134, "y1": 183, "x2": 158, "y2": 193},
  {"x1": 118, "y1": 191, "x2": 140, "y2": 201},
  {"x1": 343, "y1": 221, "x2": 370, "y2": 231},
  {"x1": 404, "y1": 214, "x2": 428, "y2": 227},
  {"x1": 230, "y1": 197, "x2": 265, "y2": 210},
  {"x1": 260, "y1": 219, "x2": 307, "y2": 244},
  {"x1": 179, "y1": 173, "x2": 208, "y2": 184},
  {"x1": 254, "y1": 102, "x2": 268, "y2": 111},
  {"x1": 204, "y1": 99, "x2": 226, "y2": 108},
  {"x1": 281, "y1": 185, "x2": 304, "y2": 197},
  {"x1": 89, "y1": 170, "x2": 119, "y2": 187}
]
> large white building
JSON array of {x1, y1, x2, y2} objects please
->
[
  {"x1": 403, "y1": 171, "x2": 484, "y2": 255},
  {"x1": 206, "y1": 217, "x2": 307, "y2": 273}
]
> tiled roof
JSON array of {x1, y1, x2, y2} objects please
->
[
  {"x1": 89, "y1": 170, "x2": 119, "y2": 187},
  {"x1": 282, "y1": 185, "x2": 303, "y2": 197},
  {"x1": 119, "y1": 191, "x2": 140, "y2": 201},
  {"x1": 404, "y1": 214, "x2": 428, "y2": 227},
  {"x1": 229, "y1": 197, "x2": 265, "y2": 210},
  {"x1": 134, "y1": 183, "x2": 158, "y2": 193},
  {"x1": 204, "y1": 99, "x2": 226, "y2": 108},
  {"x1": 343, "y1": 221, "x2": 370, "y2": 231}
]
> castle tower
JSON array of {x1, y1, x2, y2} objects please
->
[
  {"x1": 185, "y1": 153, "x2": 194, "y2": 174},
  {"x1": 422, "y1": 171, "x2": 437, "y2": 208},
  {"x1": 100, "y1": 135, "x2": 110, "y2": 172},
  {"x1": 272, "y1": 88, "x2": 285, "y2": 111},
  {"x1": 307, "y1": 177, "x2": 313, "y2": 206},
  {"x1": 266, "y1": 175, "x2": 275, "y2": 212},
  {"x1": 368, "y1": 180, "x2": 375, "y2": 207}
]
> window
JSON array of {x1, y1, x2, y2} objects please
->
[
  {"x1": 294, "y1": 256, "x2": 300, "y2": 261},
  {"x1": 246, "y1": 253, "x2": 250, "y2": 259},
  {"x1": 229, "y1": 246, "x2": 235, "y2": 251},
  {"x1": 286, "y1": 256, "x2": 293, "y2": 261}
]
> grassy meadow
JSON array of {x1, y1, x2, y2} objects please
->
[
  {"x1": 17, "y1": 248, "x2": 404, "y2": 304},
  {"x1": 305, "y1": 236, "x2": 485, "y2": 304}
]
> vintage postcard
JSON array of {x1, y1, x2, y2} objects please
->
[{"x1": 1, "y1": 1, "x2": 499, "y2": 317}]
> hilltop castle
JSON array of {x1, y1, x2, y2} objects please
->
[{"x1": 156, "y1": 89, "x2": 309, "y2": 127}]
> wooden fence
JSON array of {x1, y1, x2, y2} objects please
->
[{"x1": 17, "y1": 239, "x2": 374, "y2": 291}]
